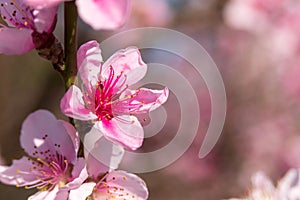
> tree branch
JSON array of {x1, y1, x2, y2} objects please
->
[{"x1": 63, "y1": 1, "x2": 78, "y2": 89}]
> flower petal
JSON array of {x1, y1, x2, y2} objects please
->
[
  {"x1": 102, "y1": 46, "x2": 147, "y2": 86},
  {"x1": 76, "y1": 0, "x2": 130, "y2": 30},
  {"x1": 0, "y1": 0, "x2": 32, "y2": 27},
  {"x1": 77, "y1": 40, "x2": 102, "y2": 96},
  {"x1": 77, "y1": 40, "x2": 103, "y2": 70},
  {"x1": 33, "y1": 6, "x2": 58, "y2": 33},
  {"x1": 24, "y1": 0, "x2": 65, "y2": 8},
  {"x1": 20, "y1": 110, "x2": 77, "y2": 163},
  {"x1": 69, "y1": 182, "x2": 96, "y2": 200},
  {"x1": 96, "y1": 170, "x2": 148, "y2": 200},
  {"x1": 85, "y1": 132, "x2": 124, "y2": 178},
  {"x1": 115, "y1": 87, "x2": 169, "y2": 115},
  {"x1": 278, "y1": 169, "x2": 300, "y2": 197},
  {"x1": 0, "y1": 28, "x2": 34, "y2": 55},
  {"x1": 63, "y1": 158, "x2": 88, "y2": 190},
  {"x1": 28, "y1": 185, "x2": 68, "y2": 200},
  {"x1": 95, "y1": 116, "x2": 144, "y2": 150},
  {"x1": 251, "y1": 171, "x2": 275, "y2": 194},
  {"x1": 60, "y1": 85, "x2": 98, "y2": 121},
  {"x1": 0, "y1": 157, "x2": 40, "y2": 187},
  {"x1": 58, "y1": 120, "x2": 80, "y2": 154}
]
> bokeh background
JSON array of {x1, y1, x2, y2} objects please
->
[{"x1": 1, "y1": 0, "x2": 300, "y2": 199}]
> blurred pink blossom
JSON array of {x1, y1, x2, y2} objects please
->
[
  {"x1": 224, "y1": 0, "x2": 300, "y2": 100},
  {"x1": 128, "y1": 0, "x2": 173, "y2": 27},
  {"x1": 233, "y1": 112, "x2": 297, "y2": 184},
  {"x1": 225, "y1": 0, "x2": 300, "y2": 60},
  {"x1": 279, "y1": 58, "x2": 300, "y2": 100},
  {"x1": 24, "y1": 0, "x2": 130, "y2": 30},
  {"x1": 0, "y1": 0, "x2": 57, "y2": 54},
  {"x1": 229, "y1": 169, "x2": 300, "y2": 199},
  {"x1": 224, "y1": 0, "x2": 284, "y2": 34},
  {"x1": 69, "y1": 133, "x2": 149, "y2": 200},
  {"x1": 0, "y1": 110, "x2": 88, "y2": 200},
  {"x1": 61, "y1": 40, "x2": 169, "y2": 150}
]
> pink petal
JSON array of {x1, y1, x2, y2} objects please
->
[
  {"x1": 20, "y1": 110, "x2": 77, "y2": 163},
  {"x1": 96, "y1": 170, "x2": 148, "y2": 200},
  {"x1": 63, "y1": 158, "x2": 88, "y2": 190},
  {"x1": 278, "y1": 169, "x2": 300, "y2": 194},
  {"x1": 28, "y1": 185, "x2": 68, "y2": 200},
  {"x1": 0, "y1": 0, "x2": 32, "y2": 27},
  {"x1": 0, "y1": 166, "x2": 6, "y2": 173},
  {"x1": 102, "y1": 46, "x2": 147, "y2": 86},
  {"x1": 77, "y1": 40, "x2": 103, "y2": 70},
  {"x1": 76, "y1": 0, "x2": 130, "y2": 30},
  {"x1": 0, "y1": 157, "x2": 40, "y2": 186},
  {"x1": 24, "y1": 0, "x2": 65, "y2": 8},
  {"x1": 60, "y1": 85, "x2": 98, "y2": 121},
  {"x1": 251, "y1": 171, "x2": 275, "y2": 192},
  {"x1": 115, "y1": 87, "x2": 169, "y2": 115},
  {"x1": 95, "y1": 116, "x2": 144, "y2": 150},
  {"x1": 33, "y1": 6, "x2": 58, "y2": 33},
  {"x1": 58, "y1": 120, "x2": 80, "y2": 154},
  {"x1": 77, "y1": 40, "x2": 102, "y2": 95},
  {"x1": 0, "y1": 28, "x2": 34, "y2": 55},
  {"x1": 69, "y1": 182, "x2": 96, "y2": 200},
  {"x1": 85, "y1": 135, "x2": 124, "y2": 179}
]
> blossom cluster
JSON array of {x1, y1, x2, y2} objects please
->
[
  {"x1": 224, "y1": 0, "x2": 300, "y2": 100},
  {"x1": 0, "y1": 0, "x2": 129, "y2": 55},
  {"x1": 0, "y1": 0, "x2": 169, "y2": 199},
  {"x1": 229, "y1": 169, "x2": 300, "y2": 200}
]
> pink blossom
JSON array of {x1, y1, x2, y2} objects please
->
[
  {"x1": 224, "y1": 0, "x2": 285, "y2": 33},
  {"x1": 72, "y1": 171, "x2": 148, "y2": 200},
  {"x1": 128, "y1": 0, "x2": 173, "y2": 27},
  {"x1": 60, "y1": 40, "x2": 169, "y2": 150},
  {"x1": 0, "y1": 0, "x2": 57, "y2": 55},
  {"x1": 0, "y1": 110, "x2": 88, "y2": 200},
  {"x1": 229, "y1": 169, "x2": 300, "y2": 200},
  {"x1": 224, "y1": 0, "x2": 300, "y2": 62},
  {"x1": 69, "y1": 135, "x2": 149, "y2": 200},
  {"x1": 24, "y1": 0, "x2": 130, "y2": 30}
]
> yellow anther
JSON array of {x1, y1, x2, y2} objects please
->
[{"x1": 37, "y1": 157, "x2": 49, "y2": 167}]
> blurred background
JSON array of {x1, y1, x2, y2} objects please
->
[{"x1": 1, "y1": 0, "x2": 300, "y2": 199}]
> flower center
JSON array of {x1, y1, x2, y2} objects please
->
[
  {"x1": 16, "y1": 134, "x2": 71, "y2": 191},
  {"x1": 92, "y1": 174, "x2": 135, "y2": 200},
  {"x1": 94, "y1": 66, "x2": 127, "y2": 121},
  {"x1": 0, "y1": 1, "x2": 34, "y2": 29}
]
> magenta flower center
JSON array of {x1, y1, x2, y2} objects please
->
[
  {"x1": 94, "y1": 66, "x2": 127, "y2": 121},
  {"x1": 93, "y1": 66, "x2": 143, "y2": 121},
  {"x1": 0, "y1": 1, "x2": 34, "y2": 29},
  {"x1": 17, "y1": 134, "x2": 71, "y2": 190}
]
